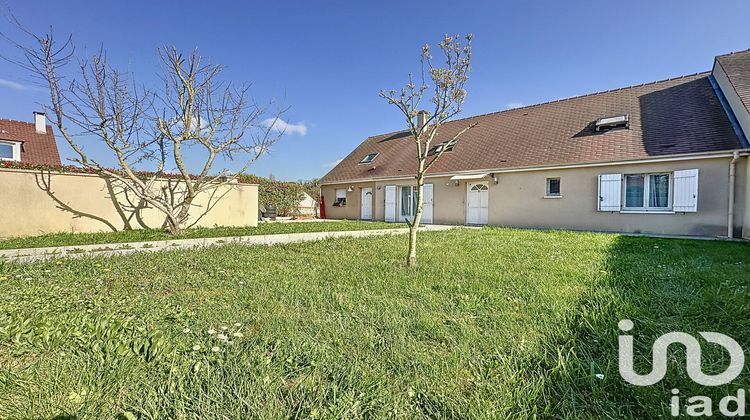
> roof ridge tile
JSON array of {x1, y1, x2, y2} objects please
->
[{"x1": 715, "y1": 48, "x2": 750, "y2": 59}]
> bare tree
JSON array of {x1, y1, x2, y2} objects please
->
[
  {"x1": 2, "y1": 17, "x2": 283, "y2": 234},
  {"x1": 379, "y1": 34, "x2": 475, "y2": 267}
]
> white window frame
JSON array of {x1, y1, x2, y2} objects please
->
[
  {"x1": 0, "y1": 140, "x2": 21, "y2": 162},
  {"x1": 359, "y1": 153, "x2": 379, "y2": 164},
  {"x1": 334, "y1": 188, "x2": 347, "y2": 207},
  {"x1": 621, "y1": 172, "x2": 673, "y2": 212},
  {"x1": 544, "y1": 177, "x2": 561, "y2": 198}
]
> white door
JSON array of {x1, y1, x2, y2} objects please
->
[
  {"x1": 360, "y1": 188, "x2": 372, "y2": 220},
  {"x1": 422, "y1": 184, "x2": 433, "y2": 224},
  {"x1": 384, "y1": 185, "x2": 396, "y2": 222},
  {"x1": 466, "y1": 182, "x2": 489, "y2": 225}
]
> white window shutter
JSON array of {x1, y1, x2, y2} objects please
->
[
  {"x1": 598, "y1": 174, "x2": 622, "y2": 211},
  {"x1": 384, "y1": 185, "x2": 397, "y2": 222},
  {"x1": 421, "y1": 184, "x2": 433, "y2": 224},
  {"x1": 673, "y1": 169, "x2": 699, "y2": 212}
]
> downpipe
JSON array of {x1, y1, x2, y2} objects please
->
[{"x1": 728, "y1": 151, "x2": 740, "y2": 238}]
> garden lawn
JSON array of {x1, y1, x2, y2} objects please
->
[
  {"x1": 1, "y1": 228, "x2": 749, "y2": 418},
  {"x1": 0, "y1": 220, "x2": 401, "y2": 250}
]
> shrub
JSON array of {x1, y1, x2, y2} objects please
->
[{"x1": 240, "y1": 175, "x2": 305, "y2": 217}]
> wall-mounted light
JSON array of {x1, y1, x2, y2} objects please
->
[
  {"x1": 454, "y1": 180, "x2": 460, "y2": 187},
  {"x1": 347, "y1": 186, "x2": 354, "y2": 193},
  {"x1": 491, "y1": 173, "x2": 499, "y2": 185}
]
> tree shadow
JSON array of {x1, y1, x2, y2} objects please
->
[
  {"x1": 182, "y1": 179, "x2": 236, "y2": 229},
  {"x1": 34, "y1": 169, "x2": 152, "y2": 232},
  {"x1": 33, "y1": 171, "x2": 242, "y2": 233}
]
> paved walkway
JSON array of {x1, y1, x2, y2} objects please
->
[{"x1": 0, "y1": 225, "x2": 460, "y2": 263}]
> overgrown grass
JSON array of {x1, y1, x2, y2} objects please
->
[
  {"x1": 0, "y1": 220, "x2": 401, "y2": 250},
  {"x1": 0, "y1": 228, "x2": 748, "y2": 418}
]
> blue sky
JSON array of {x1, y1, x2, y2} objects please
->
[{"x1": 1, "y1": 0, "x2": 749, "y2": 180}]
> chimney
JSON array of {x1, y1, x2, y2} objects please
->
[
  {"x1": 34, "y1": 112, "x2": 46, "y2": 134},
  {"x1": 416, "y1": 110, "x2": 430, "y2": 131}
]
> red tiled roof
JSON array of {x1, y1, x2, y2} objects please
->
[
  {"x1": 716, "y1": 49, "x2": 750, "y2": 116},
  {"x1": 322, "y1": 73, "x2": 744, "y2": 184},
  {"x1": 0, "y1": 118, "x2": 61, "y2": 165}
]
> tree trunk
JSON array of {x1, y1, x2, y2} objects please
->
[
  {"x1": 164, "y1": 194, "x2": 195, "y2": 235},
  {"x1": 406, "y1": 173, "x2": 425, "y2": 267},
  {"x1": 165, "y1": 216, "x2": 182, "y2": 235}
]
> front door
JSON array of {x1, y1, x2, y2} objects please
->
[
  {"x1": 360, "y1": 187, "x2": 372, "y2": 220},
  {"x1": 466, "y1": 182, "x2": 489, "y2": 225}
]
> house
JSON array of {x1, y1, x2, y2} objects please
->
[
  {"x1": 298, "y1": 192, "x2": 318, "y2": 217},
  {"x1": 0, "y1": 112, "x2": 61, "y2": 166},
  {"x1": 320, "y1": 49, "x2": 750, "y2": 238}
]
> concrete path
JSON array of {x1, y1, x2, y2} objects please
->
[{"x1": 0, "y1": 225, "x2": 460, "y2": 263}]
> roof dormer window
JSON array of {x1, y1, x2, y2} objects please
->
[
  {"x1": 359, "y1": 153, "x2": 379, "y2": 164},
  {"x1": 0, "y1": 140, "x2": 21, "y2": 162},
  {"x1": 595, "y1": 114, "x2": 629, "y2": 132}
]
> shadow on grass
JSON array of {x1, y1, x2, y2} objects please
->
[{"x1": 539, "y1": 235, "x2": 750, "y2": 418}]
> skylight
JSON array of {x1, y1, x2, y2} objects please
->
[
  {"x1": 359, "y1": 152, "x2": 379, "y2": 164},
  {"x1": 595, "y1": 114, "x2": 629, "y2": 132},
  {"x1": 429, "y1": 139, "x2": 458, "y2": 155}
]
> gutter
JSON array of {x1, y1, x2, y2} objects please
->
[{"x1": 728, "y1": 151, "x2": 741, "y2": 238}]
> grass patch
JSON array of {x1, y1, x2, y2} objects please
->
[
  {"x1": 0, "y1": 228, "x2": 748, "y2": 417},
  {"x1": 0, "y1": 220, "x2": 401, "y2": 250}
]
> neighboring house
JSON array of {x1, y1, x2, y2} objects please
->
[
  {"x1": 0, "y1": 113, "x2": 61, "y2": 166},
  {"x1": 321, "y1": 49, "x2": 750, "y2": 238},
  {"x1": 298, "y1": 192, "x2": 318, "y2": 217}
]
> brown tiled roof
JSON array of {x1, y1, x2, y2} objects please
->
[
  {"x1": 716, "y1": 49, "x2": 750, "y2": 116},
  {"x1": 322, "y1": 73, "x2": 743, "y2": 184},
  {"x1": 0, "y1": 118, "x2": 61, "y2": 165}
]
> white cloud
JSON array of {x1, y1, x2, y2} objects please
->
[
  {"x1": 262, "y1": 118, "x2": 308, "y2": 136},
  {"x1": 321, "y1": 158, "x2": 343, "y2": 169},
  {"x1": 506, "y1": 102, "x2": 524, "y2": 109},
  {"x1": 0, "y1": 78, "x2": 27, "y2": 91}
]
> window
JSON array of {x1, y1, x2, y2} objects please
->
[
  {"x1": 334, "y1": 189, "x2": 347, "y2": 207},
  {"x1": 359, "y1": 153, "x2": 379, "y2": 164},
  {"x1": 400, "y1": 186, "x2": 418, "y2": 220},
  {"x1": 545, "y1": 178, "x2": 561, "y2": 197},
  {"x1": 429, "y1": 139, "x2": 458, "y2": 155},
  {"x1": 624, "y1": 173, "x2": 671, "y2": 210},
  {"x1": 0, "y1": 141, "x2": 20, "y2": 161},
  {"x1": 595, "y1": 114, "x2": 629, "y2": 132}
]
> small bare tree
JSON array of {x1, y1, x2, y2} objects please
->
[
  {"x1": 380, "y1": 34, "x2": 475, "y2": 267},
  {"x1": 2, "y1": 18, "x2": 283, "y2": 234}
]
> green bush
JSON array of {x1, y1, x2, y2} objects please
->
[{"x1": 240, "y1": 175, "x2": 305, "y2": 217}]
